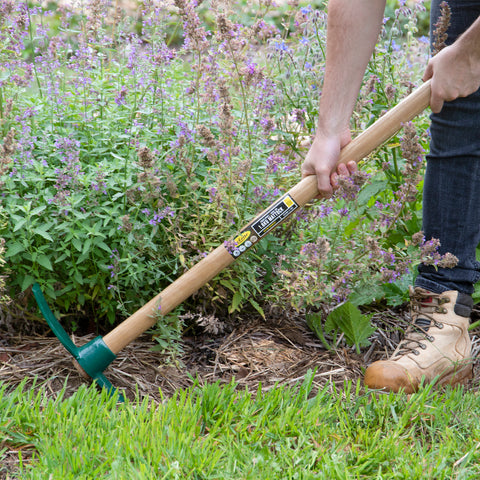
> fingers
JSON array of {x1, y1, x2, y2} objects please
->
[
  {"x1": 303, "y1": 160, "x2": 359, "y2": 199},
  {"x1": 330, "y1": 171, "x2": 339, "y2": 189},
  {"x1": 429, "y1": 91, "x2": 444, "y2": 114},
  {"x1": 423, "y1": 62, "x2": 444, "y2": 113},
  {"x1": 301, "y1": 163, "x2": 333, "y2": 199},
  {"x1": 421, "y1": 46, "x2": 480, "y2": 114},
  {"x1": 336, "y1": 163, "x2": 349, "y2": 176},
  {"x1": 331, "y1": 161, "x2": 358, "y2": 189},
  {"x1": 316, "y1": 169, "x2": 335, "y2": 198},
  {"x1": 301, "y1": 132, "x2": 354, "y2": 199},
  {"x1": 319, "y1": 161, "x2": 358, "y2": 197},
  {"x1": 422, "y1": 62, "x2": 433, "y2": 83},
  {"x1": 339, "y1": 160, "x2": 357, "y2": 176},
  {"x1": 429, "y1": 76, "x2": 445, "y2": 113}
]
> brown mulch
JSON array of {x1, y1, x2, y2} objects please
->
[
  {"x1": 0, "y1": 306, "x2": 401, "y2": 403},
  {"x1": 0, "y1": 320, "x2": 362, "y2": 403},
  {"x1": 2, "y1": 304, "x2": 480, "y2": 403}
]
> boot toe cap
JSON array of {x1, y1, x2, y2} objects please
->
[{"x1": 364, "y1": 360, "x2": 417, "y2": 393}]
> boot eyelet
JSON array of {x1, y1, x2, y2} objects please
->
[
  {"x1": 427, "y1": 335, "x2": 435, "y2": 342},
  {"x1": 435, "y1": 307, "x2": 448, "y2": 314},
  {"x1": 420, "y1": 343, "x2": 427, "y2": 350},
  {"x1": 435, "y1": 322, "x2": 444, "y2": 329},
  {"x1": 413, "y1": 350, "x2": 420, "y2": 355}
]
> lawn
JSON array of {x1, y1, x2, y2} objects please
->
[{"x1": 2, "y1": 376, "x2": 480, "y2": 478}]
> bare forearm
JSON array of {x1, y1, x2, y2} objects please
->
[
  {"x1": 318, "y1": 0, "x2": 386, "y2": 135},
  {"x1": 456, "y1": 15, "x2": 480, "y2": 62},
  {"x1": 302, "y1": 0, "x2": 386, "y2": 196}
]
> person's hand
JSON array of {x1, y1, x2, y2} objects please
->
[
  {"x1": 301, "y1": 130, "x2": 357, "y2": 198},
  {"x1": 423, "y1": 42, "x2": 480, "y2": 113}
]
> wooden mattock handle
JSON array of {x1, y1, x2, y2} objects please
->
[
  {"x1": 103, "y1": 80, "x2": 431, "y2": 355},
  {"x1": 289, "y1": 80, "x2": 432, "y2": 206}
]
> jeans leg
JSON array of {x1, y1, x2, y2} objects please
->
[
  {"x1": 416, "y1": 149, "x2": 480, "y2": 295},
  {"x1": 415, "y1": 1, "x2": 480, "y2": 295}
]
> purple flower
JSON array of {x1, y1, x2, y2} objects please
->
[
  {"x1": 338, "y1": 207, "x2": 349, "y2": 218},
  {"x1": 272, "y1": 39, "x2": 290, "y2": 53},
  {"x1": 318, "y1": 204, "x2": 333, "y2": 218},
  {"x1": 148, "y1": 206, "x2": 175, "y2": 226},
  {"x1": 209, "y1": 187, "x2": 217, "y2": 202},
  {"x1": 115, "y1": 86, "x2": 128, "y2": 106}
]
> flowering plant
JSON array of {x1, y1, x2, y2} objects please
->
[
  {"x1": 0, "y1": 0, "x2": 454, "y2": 352},
  {"x1": 263, "y1": 2, "x2": 458, "y2": 326},
  {"x1": 0, "y1": 1, "x2": 301, "y2": 334}
]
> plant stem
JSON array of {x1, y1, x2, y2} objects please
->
[
  {"x1": 26, "y1": 5, "x2": 44, "y2": 99},
  {"x1": 226, "y1": 42, "x2": 253, "y2": 223}
]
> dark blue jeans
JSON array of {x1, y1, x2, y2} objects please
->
[{"x1": 415, "y1": 0, "x2": 480, "y2": 295}]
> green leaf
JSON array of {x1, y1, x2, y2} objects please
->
[
  {"x1": 95, "y1": 241, "x2": 111, "y2": 253},
  {"x1": 33, "y1": 227, "x2": 54, "y2": 242},
  {"x1": 474, "y1": 282, "x2": 480, "y2": 305},
  {"x1": 36, "y1": 254, "x2": 53, "y2": 271},
  {"x1": 380, "y1": 282, "x2": 409, "y2": 307},
  {"x1": 110, "y1": 152, "x2": 127, "y2": 162},
  {"x1": 72, "y1": 238, "x2": 82, "y2": 252},
  {"x1": 54, "y1": 253, "x2": 68, "y2": 263},
  {"x1": 306, "y1": 312, "x2": 333, "y2": 350},
  {"x1": 343, "y1": 216, "x2": 361, "y2": 238},
  {"x1": 13, "y1": 218, "x2": 28, "y2": 232},
  {"x1": 324, "y1": 302, "x2": 376, "y2": 353},
  {"x1": 73, "y1": 211, "x2": 90, "y2": 220},
  {"x1": 349, "y1": 284, "x2": 384, "y2": 307},
  {"x1": 73, "y1": 271, "x2": 84, "y2": 284},
  {"x1": 82, "y1": 238, "x2": 93, "y2": 256},
  {"x1": 220, "y1": 279, "x2": 235, "y2": 292},
  {"x1": 77, "y1": 253, "x2": 89, "y2": 264},
  {"x1": 30, "y1": 205, "x2": 47, "y2": 216},
  {"x1": 230, "y1": 291, "x2": 243, "y2": 312},
  {"x1": 356, "y1": 179, "x2": 389, "y2": 207},
  {"x1": 248, "y1": 298, "x2": 265, "y2": 318},
  {"x1": 21, "y1": 275, "x2": 35, "y2": 291},
  {"x1": 5, "y1": 242, "x2": 26, "y2": 258}
]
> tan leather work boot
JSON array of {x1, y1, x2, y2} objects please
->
[{"x1": 364, "y1": 287, "x2": 473, "y2": 393}]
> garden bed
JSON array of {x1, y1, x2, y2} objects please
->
[
  {"x1": 0, "y1": 313, "x2": 361, "y2": 402},
  {"x1": 2, "y1": 304, "x2": 480, "y2": 403}
]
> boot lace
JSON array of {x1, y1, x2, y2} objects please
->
[{"x1": 394, "y1": 289, "x2": 447, "y2": 357}]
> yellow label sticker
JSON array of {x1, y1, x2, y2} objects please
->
[
  {"x1": 234, "y1": 230, "x2": 251, "y2": 246},
  {"x1": 227, "y1": 194, "x2": 299, "y2": 258}
]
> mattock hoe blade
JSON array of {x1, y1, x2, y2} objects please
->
[{"x1": 32, "y1": 283, "x2": 123, "y2": 401}]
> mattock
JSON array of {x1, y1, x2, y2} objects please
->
[{"x1": 33, "y1": 80, "x2": 432, "y2": 400}]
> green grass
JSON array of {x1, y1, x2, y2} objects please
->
[{"x1": 2, "y1": 374, "x2": 480, "y2": 479}]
